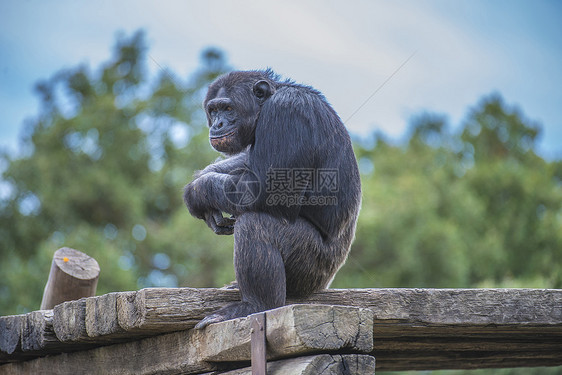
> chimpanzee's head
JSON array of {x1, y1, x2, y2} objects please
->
[{"x1": 204, "y1": 71, "x2": 276, "y2": 154}]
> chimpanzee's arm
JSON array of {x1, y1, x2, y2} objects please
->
[
  {"x1": 184, "y1": 152, "x2": 248, "y2": 235},
  {"x1": 195, "y1": 151, "x2": 248, "y2": 178}
]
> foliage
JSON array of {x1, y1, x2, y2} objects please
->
[
  {"x1": 0, "y1": 31, "x2": 235, "y2": 314},
  {"x1": 337, "y1": 96, "x2": 562, "y2": 291}
]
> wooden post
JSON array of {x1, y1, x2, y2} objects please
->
[
  {"x1": 250, "y1": 313, "x2": 267, "y2": 375},
  {"x1": 40, "y1": 247, "x2": 100, "y2": 310}
]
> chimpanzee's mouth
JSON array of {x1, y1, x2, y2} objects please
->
[{"x1": 210, "y1": 130, "x2": 236, "y2": 140}]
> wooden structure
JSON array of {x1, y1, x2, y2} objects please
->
[{"x1": 1, "y1": 288, "x2": 561, "y2": 374}]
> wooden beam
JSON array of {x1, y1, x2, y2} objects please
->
[
  {"x1": 202, "y1": 354, "x2": 376, "y2": 375},
  {"x1": 300, "y1": 288, "x2": 562, "y2": 370},
  {"x1": 3, "y1": 288, "x2": 562, "y2": 370},
  {"x1": 201, "y1": 304, "x2": 373, "y2": 362},
  {"x1": 0, "y1": 305, "x2": 372, "y2": 375},
  {"x1": 116, "y1": 287, "x2": 240, "y2": 333}
]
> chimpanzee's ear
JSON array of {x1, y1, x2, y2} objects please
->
[{"x1": 253, "y1": 80, "x2": 274, "y2": 102}]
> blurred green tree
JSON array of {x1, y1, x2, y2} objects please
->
[
  {"x1": 336, "y1": 95, "x2": 562, "y2": 291},
  {"x1": 0, "y1": 31, "x2": 235, "y2": 314}
]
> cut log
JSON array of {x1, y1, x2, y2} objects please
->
[
  {"x1": 40, "y1": 247, "x2": 100, "y2": 310},
  {"x1": 52, "y1": 298, "x2": 89, "y2": 343},
  {"x1": 0, "y1": 315, "x2": 23, "y2": 363},
  {"x1": 0, "y1": 315, "x2": 22, "y2": 355},
  {"x1": 84, "y1": 291, "x2": 138, "y2": 342},
  {"x1": 2, "y1": 311, "x2": 67, "y2": 363},
  {"x1": 0, "y1": 305, "x2": 372, "y2": 375},
  {"x1": 20, "y1": 310, "x2": 57, "y2": 352}
]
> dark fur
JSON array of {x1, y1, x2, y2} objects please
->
[{"x1": 183, "y1": 70, "x2": 361, "y2": 328}]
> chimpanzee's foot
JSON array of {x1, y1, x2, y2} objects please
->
[
  {"x1": 194, "y1": 301, "x2": 261, "y2": 330},
  {"x1": 221, "y1": 280, "x2": 239, "y2": 290}
]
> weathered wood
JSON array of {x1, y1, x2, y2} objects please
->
[
  {"x1": 250, "y1": 313, "x2": 266, "y2": 375},
  {"x1": 84, "y1": 291, "x2": 138, "y2": 342},
  {"x1": 111, "y1": 287, "x2": 560, "y2": 371},
  {"x1": 0, "y1": 305, "x2": 372, "y2": 375},
  {"x1": 3, "y1": 287, "x2": 562, "y2": 370},
  {"x1": 201, "y1": 305, "x2": 373, "y2": 362},
  {"x1": 40, "y1": 247, "x2": 100, "y2": 310},
  {"x1": 52, "y1": 298, "x2": 89, "y2": 342},
  {"x1": 2, "y1": 311, "x2": 68, "y2": 363},
  {"x1": 374, "y1": 350, "x2": 562, "y2": 371},
  {"x1": 20, "y1": 310, "x2": 57, "y2": 352},
  {"x1": 206, "y1": 354, "x2": 377, "y2": 375},
  {"x1": 0, "y1": 315, "x2": 23, "y2": 363},
  {"x1": 0, "y1": 315, "x2": 22, "y2": 355},
  {"x1": 299, "y1": 288, "x2": 562, "y2": 371},
  {"x1": 116, "y1": 287, "x2": 240, "y2": 333},
  {"x1": 109, "y1": 287, "x2": 562, "y2": 334},
  {"x1": 301, "y1": 288, "x2": 562, "y2": 325}
]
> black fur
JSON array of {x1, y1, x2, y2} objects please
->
[{"x1": 184, "y1": 70, "x2": 361, "y2": 329}]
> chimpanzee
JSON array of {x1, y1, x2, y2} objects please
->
[{"x1": 183, "y1": 70, "x2": 361, "y2": 329}]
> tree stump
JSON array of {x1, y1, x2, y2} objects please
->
[{"x1": 40, "y1": 247, "x2": 100, "y2": 310}]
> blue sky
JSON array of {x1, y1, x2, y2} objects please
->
[{"x1": 1, "y1": 0, "x2": 561, "y2": 158}]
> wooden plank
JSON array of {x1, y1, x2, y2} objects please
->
[
  {"x1": 201, "y1": 304, "x2": 373, "y2": 362},
  {"x1": 50, "y1": 287, "x2": 562, "y2": 346},
  {"x1": 114, "y1": 287, "x2": 562, "y2": 332},
  {"x1": 0, "y1": 305, "x2": 372, "y2": 375},
  {"x1": 375, "y1": 350, "x2": 562, "y2": 371},
  {"x1": 301, "y1": 288, "x2": 562, "y2": 326},
  {"x1": 205, "y1": 354, "x2": 376, "y2": 375},
  {"x1": 116, "y1": 287, "x2": 240, "y2": 333}
]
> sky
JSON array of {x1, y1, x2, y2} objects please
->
[{"x1": 1, "y1": 0, "x2": 561, "y2": 159}]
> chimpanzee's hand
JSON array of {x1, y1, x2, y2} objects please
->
[
  {"x1": 204, "y1": 210, "x2": 236, "y2": 235},
  {"x1": 183, "y1": 176, "x2": 236, "y2": 235},
  {"x1": 183, "y1": 179, "x2": 208, "y2": 221}
]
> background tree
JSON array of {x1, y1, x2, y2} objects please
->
[
  {"x1": 0, "y1": 31, "x2": 235, "y2": 313},
  {"x1": 340, "y1": 95, "x2": 562, "y2": 292}
]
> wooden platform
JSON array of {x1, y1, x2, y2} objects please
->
[{"x1": 1, "y1": 288, "x2": 561, "y2": 373}]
